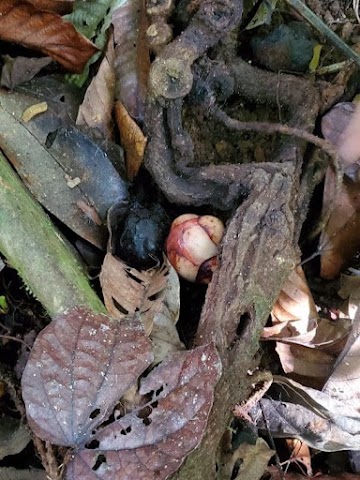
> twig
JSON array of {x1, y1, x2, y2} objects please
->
[
  {"x1": 0, "y1": 334, "x2": 31, "y2": 350},
  {"x1": 209, "y1": 103, "x2": 343, "y2": 237}
]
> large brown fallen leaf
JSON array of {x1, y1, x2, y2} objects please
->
[
  {"x1": 21, "y1": 307, "x2": 221, "y2": 480},
  {"x1": 66, "y1": 343, "x2": 221, "y2": 480},
  {"x1": 0, "y1": 1, "x2": 97, "y2": 73},
  {"x1": 21, "y1": 307, "x2": 153, "y2": 446},
  {"x1": 112, "y1": 0, "x2": 150, "y2": 121},
  {"x1": 320, "y1": 102, "x2": 360, "y2": 279}
]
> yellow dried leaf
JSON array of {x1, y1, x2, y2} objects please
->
[{"x1": 115, "y1": 101, "x2": 147, "y2": 180}]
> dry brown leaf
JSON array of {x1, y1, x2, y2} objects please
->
[
  {"x1": 99, "y1": 253, "x2": 168, "y2": 334},
  {"x1": 284, "y1": 439, "x2": 312, "y2": 477},
  {"x1": 115, "y1": 101, "x2": 147, "y2": 180},
  {"x1": 26, "y1": 0, "x2": 74, "y2": 14},
  {"x1": 76, "y1": 34, "x2": 116, "y2": 139},
  {"x1": 271, "y1": 266, "x2": 318, "y2": 325},
  {"x1": 320, "y1": 102, "x2": 360, "y2": 279},
  {"x1": 112, "y1": 0, "x2": 150, "y2": 121},
  {"x1": 151, "y1": 264, "x2": 185, "y2": 365},
  {"x1": 265, "y1": 266, "x2": 350, "y2": 387},
  {"x1": 0, "y1": 1, "x2": 97, "y2": 73},
  {"x1": 250, "y1": 376, "x2": 360, "y2": 451}
]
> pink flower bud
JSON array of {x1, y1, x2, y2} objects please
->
[{"x1": 165, "y1": 214, "x2": 224, "y2": 283}]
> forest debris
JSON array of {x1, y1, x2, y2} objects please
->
[{"x1": 250, "y1": 377, "x2": 360, "y2": 451}]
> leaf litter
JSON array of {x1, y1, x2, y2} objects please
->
[
  {"x1": 3, "y1": 0, "x2": 360, "y2": 478},
  {"x1": 21, "y1": 307, "x2": 220, "y2": 479}
]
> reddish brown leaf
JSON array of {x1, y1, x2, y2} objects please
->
[
  {"x1": 113, "y1": 0, "x2": 150, "y2": 121},
  {"x1": 21, "y1": 307, "x2": 153, "y2": 446},
  {"x1": 27, "y1": 0, "x2": 74, "y2": 14},
  {"x1": 0, "y1": 1, "x2": 97, "y2": 73},
  {"x1": 66, "y1": 343, "x2": 222, "y2": 480}
]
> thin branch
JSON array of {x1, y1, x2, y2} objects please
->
[{"x1": 209, "y1": 103, "x2": 343, "y2": 238}]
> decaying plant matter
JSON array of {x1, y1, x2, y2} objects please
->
[{"x1": 142, "y1": 0, "x2": 326, "y2": 477}]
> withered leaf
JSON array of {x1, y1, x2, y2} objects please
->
[
  {"x1": 115, "y1": 101, "x2": 147, "y2": 180},
  {"x1": 265, "y1": 267, "x2": 350, "y2": 388},
  {"x1": 151, "y1": 263, "x2": 185, "y2": 365},
  {"x1": 76, "y1": 34, "x2": 115, "y2": 140},
  {"x1": 0, "y1": 1, "x2": 97, "y2": 73},
  {"x1": 100, "y1": 253, "x2": 168, "y2": 335},
  {"x1": 0, "y1": 417, "x2": 31, "y2": 460},
  {"x1": 113, "y1": 0, "x2": 150, "y2": 121},
  {"x1": 27, "y1": 0, "x2": 74, "y2": 14},
  {"x1": 320, "y1": 102, "x2": 360, "y2": 279},
  {"x1": 0, "y1": 89, "x2": 128, "y2": 249},
  {"x1": 323, "y1": 300, "x2": 360, "y2": 412},
  {"x1": 0, "y1": 56, "x2": 52, "y2": 89},
  {"x1": 66, "y1": 344, "x2": 222, "y2": 480},
  {"x1": 250, "y1": 377, "x2": 360, "y2": 451},
  {"x1": 21, "y1": 307, "x2": 153, "y2": 446}
]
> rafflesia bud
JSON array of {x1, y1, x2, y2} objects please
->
[{"x1": 165, "y1": 214, "x2": 224, "y2": 283}]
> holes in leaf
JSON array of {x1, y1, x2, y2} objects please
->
[
  {"x1": 112, "y1": 298, "x2": 129, "y2": 315},
  {"x1": 126, "y1": 270, "x2": 145, "y2": 285},
  {"x1": 155, "y1": 385, "x2": 165, "y2": 397},
  {"x1": 137, "y1": 405, "x2": 152, "y2": 426},
  {"x1": 148, "y1": 291, "x2": 163, "y2": 302},
  {"x1": 89, "y1": 408, "x2": 101, "y2": 419},
  {"x1": 120, "y1": 426, "x2": 132, "y2": 436},
  {"x1": 86, "y1": 439, "x2": 100, "y2": 449},
  {"x1": 92, "y1": 453, "x2": 107, "y2": 471}
]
